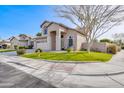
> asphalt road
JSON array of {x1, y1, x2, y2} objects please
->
[
  {"x1": 0, "y1": 49, "x2": 35, "y2": 56},
  {"x1": 0, "y1": 62, "x2": 55, "y2": 88}
]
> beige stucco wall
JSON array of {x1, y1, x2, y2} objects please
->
[
  {"x1": 44, "y1": 24, "x2": 62, "y2": 50},
  {"x1": 76, "y1": 33, "x2": 86, "y2": 50},
  {"x1": 42, "y1": 24, "x2": 60, "y2": 37},
  {"x1": 35, "y1": 23, "x2": 86, "y2": 51},
  {"x1": 63, "y1": 30, "x2": 86, "y2": 51},
  {"x1": 34, "y1": 24, "x2": 61, "y2": 51},
  {"x1": 64, "y1": 30, "x2": 77, "y2": 50},
  {"x1": 47, "y1": 24, "x2": 67, "y2": 51},
  {"x1": 48, "y1": 24, "x2": 60, "y2": 32},
  {"x1": 82, "y1": 42, "x2": 108, "y2": 52}
]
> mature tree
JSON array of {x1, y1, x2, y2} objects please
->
[
  {"x1": 100, "y1": 38, "x2": 112, "y2": 43},
  {"x1": 36, "y1": 32, "x2": 42, "y2": 36},
  {"x1": 55, "y1": 5, "x2": 124, "y2": 53},
  {"x1": 19, "y1": 34, "x2": 27, "y2": 37},
  {"x1": 112, "y1": 33, "x2": 124, "y2": 45},
  {"x1": 93, "y1": 39, "x2": 98, "y2": 43}
]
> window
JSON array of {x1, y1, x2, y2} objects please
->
[
  {"x1": 61, "y1": 35, "x2": 64, "y2": 38},
  {"x1": 68, "y1": 36, "x2": 73, "y2": 47},
  {"x1": 44, "y1": 28, "x2": 48, "y2": 35}
]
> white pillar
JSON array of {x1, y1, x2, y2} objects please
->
[
  {"x1": 56, "y1": 30, "x2": 61, "y2": 51},
  {"x1": 34, "y1": 39, "x2": 37, "y2": 49}
]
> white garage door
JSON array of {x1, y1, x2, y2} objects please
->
[{"x1": 36, "y1": 42, "x2": 48, "y2": 50}]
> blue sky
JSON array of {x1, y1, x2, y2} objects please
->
[
  {"x1": 0, "y1": 5, "x2": 73, "y2": 39},
  {"x1": 0, "y1": 5, "x2": 124, "y2": 40}
]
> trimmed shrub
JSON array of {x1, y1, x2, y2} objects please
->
[
  {"x1": 28, "y1": 45, "x2": 33, "y2": 49},
  {"x1": 36, "y1": 32, "x2": 42, "y2": 36},
  {"x1": 35, "y1": 48, "x2": 42, "y2": 53},
  {"x1": 121, "y1": 46, "x2": 124, "y2": 49},
  {"x1": 18, "y1": 46, "x2": 26, "y2": 49},
  {"x1": 100, "y1": 39, "x2": 111, "y2": 43},
  {"x1": 14, "y1": 45, "x2": 18, "y2": 49},
  {"x1": 107, "y1": 44, "x2": 117, "y2": 54},
  {"x1": 24, "y1": 46, "x2": 29, "y2": 49},
  {"x1": 16, "y1": 49, "x2": 26, "y2": 55},
  {"x1": 7, "y1": 45, "x2": 11, "y2": 49},
  {"x1": 2, "y1": 44, "x2": 7, "y2": 49},
  {"x1": 66, "y1": 48, "x2": 72, "y2": 53},
  {"x1": 80, "y1": 48, "x2": 87, "y2": 51}
]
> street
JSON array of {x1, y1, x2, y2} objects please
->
[{"x1": 0, "y1": 62, "x2": 55, "y2": 88}]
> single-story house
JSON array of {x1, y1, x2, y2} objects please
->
[
  {"x1": 33, "y1": 21, "x2": 86, "y2": 51},
  {"x1": 10, "y1": 34, "x2": 34, "y2": 49}
]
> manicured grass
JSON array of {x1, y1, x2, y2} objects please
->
[
  {"x1": 22, "y1": 51, "x2": 113, "y2": 62},
  {"x1": 0, "y1": 49, "x2": 15, "y2": 53}
]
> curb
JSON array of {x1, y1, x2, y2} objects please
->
[
  {"x1": 20, "y1": 57, "x2": 105, "y2": 64},
  {"x1": 71, "y1": 71, "x2": 124, "y2": 76}
]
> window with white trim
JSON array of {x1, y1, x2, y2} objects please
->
[
  {"x1": 44, "y1": 28, "x2": 48, "y2": 35},
  {"x1": 68, "y1": 36, "x2": 73, "y2": 47}
]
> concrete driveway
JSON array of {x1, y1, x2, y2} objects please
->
[{"x1": 0, "y1": 50, "x2": 124, "y2": 88}]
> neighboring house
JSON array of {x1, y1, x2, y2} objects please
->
[
  {"x1": 0, "y1": 40, "x2": 11, "y2": 49},
  {"x1": 10, "y1": 34, "x2": 34, "y2": 49},
  {"x1": 34, "y1": 20, "x2": 86, "y2": 51}
]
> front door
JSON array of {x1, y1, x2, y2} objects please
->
[
  {"x1": 51, "y1": 31, "x2": 56, "y2": 50},
  {"x1": 61, "y1": 35, "x2": 64, "y2": 50}
]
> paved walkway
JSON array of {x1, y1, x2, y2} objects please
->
[{"x1": 0, "y1": 50, "x2": 124, "y2": 88}]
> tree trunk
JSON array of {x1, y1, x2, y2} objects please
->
[
  {"x1": 87, "y1": 43, "x2": 92, "y2": 53},
  {"x1": 87, "y1": 45, "x2": 91, "y2": 53}
]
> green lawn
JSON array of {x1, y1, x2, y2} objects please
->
[
  {"x1": 0, "y1": 49, "x2": 15, "y2": 53},
  {"x1": 22, "y1": 51, "x2": 113, "y2": 62}
]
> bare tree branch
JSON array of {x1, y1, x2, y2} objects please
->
[{"x1": 55, "y1": 5, "x2": 124, "y2": 52}]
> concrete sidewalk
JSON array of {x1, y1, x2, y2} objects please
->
[{"x1": 0, "y1": 50, "x2": 124, "y2": 88}]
